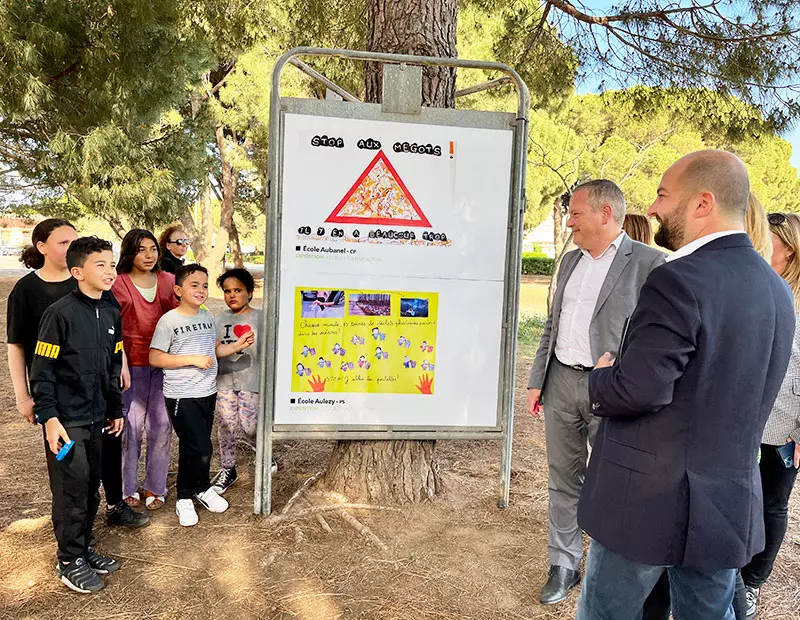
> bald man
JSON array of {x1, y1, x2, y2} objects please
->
[{"x1": 575, "y1": 151, "x2": 795, "y2": 620}]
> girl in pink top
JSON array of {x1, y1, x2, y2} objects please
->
[{"x1": 111, "y1": 229, "x2": 179, "y2": 510}]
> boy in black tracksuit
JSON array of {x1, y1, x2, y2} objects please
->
[{"x1": 30, "y1": 237, "x2": 125, "y2": 594}]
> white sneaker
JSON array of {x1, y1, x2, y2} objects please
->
[
  {"x1": 175, "y1": 499, "x2": 198, "y2": 526},
  {"x1": 194, "y1": 487, "x2": 229, "y2": 513}
]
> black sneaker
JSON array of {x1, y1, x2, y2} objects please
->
[
  {"x1": 85, "y1": 547, "x2": 120, "y2": 574},
  {"x1": 106, "y1": 501, "x2": 150, "y2": 528},
  {"x1": 211, "y1": 465, "x2": 238, "y2": 494},
  {"x1": 56, "y1": 557, "x2": 103, "y2": 593}
]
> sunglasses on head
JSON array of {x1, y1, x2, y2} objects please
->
[
  {"x1": 169, "y1": 238, "x2": 190, "y2": 246},
  {"x1": 768, "y1": 213, "x2": 787, "y2": 226}
]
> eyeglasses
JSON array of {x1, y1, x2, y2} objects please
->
[
  {"x1": 768, "y1": 213, "x2": 787, "y2": 226},
  {"x1": 169, "y1": 238, "x2": 191, "y2": 246}
]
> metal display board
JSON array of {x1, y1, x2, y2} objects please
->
[{"x1": 256, "y1": 47, "x2": 529, "y2": 515}]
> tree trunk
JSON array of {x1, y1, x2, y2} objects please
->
[
  {"x1": 202, "y1": 124, "x2": 236, "y2": 287},
  {"x1": 324, "y1": 0, "x2": 456, "y2": 503},
  {"x1": 104, "y1": 213, "x2": 127, "y2": 240},
  {"x1": 229, "y1": 217, "x2": 244, "y2": 268},
  {"x1": 364, "y1": 0, "x2": 457, "y2": 107},
  {"x1": 553, "y1": 196, "x2": 564, "y2": 257},
  {"x1": 326, "y1": 440, "x2": 441, "y2": 503},
  {"x1": 181, "y1": 185, "x2": 213, "y2": 263}
]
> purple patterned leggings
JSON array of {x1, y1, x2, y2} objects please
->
[{"x1": 216, "y1": 390, "x2": 259, "y2": 468}]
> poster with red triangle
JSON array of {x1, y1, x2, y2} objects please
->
[{"x1": 325, "y1": 150, "x2": 432, "y2": 227}]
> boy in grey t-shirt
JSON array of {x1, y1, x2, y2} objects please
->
[{"x1": 149, "y1": 264, "x2": 253, "y2": 527}]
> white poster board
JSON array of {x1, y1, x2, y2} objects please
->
[{"x1": 274, "y1": 112, "x2": 513, "y2": 428}]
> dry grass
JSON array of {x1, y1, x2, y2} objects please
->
[{"x1": 0, "y1": 276, "x2": 799, "y2": 619}]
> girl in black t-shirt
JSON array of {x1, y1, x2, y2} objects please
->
[{"x1": 7, "y1": 219, "x2": 78, "y2": 423}]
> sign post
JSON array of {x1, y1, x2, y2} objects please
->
[{"x1": 256, "y1": 48, "x2": 529, "y2": 515}]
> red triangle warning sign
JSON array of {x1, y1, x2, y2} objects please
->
[{"x1": 325, "y1": 150, "x2": 431, "y2": 227}]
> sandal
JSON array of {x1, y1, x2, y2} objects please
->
[
  {"x1": 145, "y1": 491, "x2": 165, "y2": 511},
  {"x1": 123, "y1": 492, "x2": 141, "y2": 507}
]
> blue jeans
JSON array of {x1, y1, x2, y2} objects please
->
[{"x1": 577, "y1": 540, "x2": 735, "y2": 620}]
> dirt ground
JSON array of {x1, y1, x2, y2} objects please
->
[{"x1": 1, "y1": 275, "x2": 799, "y2": 619}]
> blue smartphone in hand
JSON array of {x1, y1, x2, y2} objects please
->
[
  {"x1": 56, "y1": 440, "x2": 74, "y2": 462},
  {"x1": 776, "y1": 441, "x2": 796, "y2": 469}
]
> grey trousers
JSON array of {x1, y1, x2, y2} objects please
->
[{"x1": 543, "y1": 360, "x2": 600, "y2": 570}]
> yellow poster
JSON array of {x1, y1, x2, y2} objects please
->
[{"x1": 291, "y1": 288, "x2": 438, "y2": 394}]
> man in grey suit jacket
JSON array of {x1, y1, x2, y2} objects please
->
[{"x1": 527, "y1": 179, "x2": 666, "y2": 605}]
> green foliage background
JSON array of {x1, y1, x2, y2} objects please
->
[{"x1": 0, "y1": 0, "x2": 798, "y2": 246}]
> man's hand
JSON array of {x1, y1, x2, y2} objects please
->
[
  {"x1": 44, "y1": 418, "x2": 71, "y2": 455},
  {"x1": 528, "y1": 388, "x2": 543, "y2": 419},
  {"x1": 193, "y1": 355, "x2": 214, "y2": 369},
  {"x1": 17, "y1": 397, "x2": 35, "y2": 425},
  {"x1": 790, "y1": 438, "x2": 800, "y2": 469},
  {"x1": 106, "y1": 417, "x2": 124, "y2": 437},
  {"x1": 595, "y1": 352, "x2": 616, "y2": 369}
]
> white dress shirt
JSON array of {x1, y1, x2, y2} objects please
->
[
  {"x1": 664, "y1": 230, "x2": 744, "y2": 263},
  {"x1": 555, "y1": 232, "x2": 625, "y2": 367}
]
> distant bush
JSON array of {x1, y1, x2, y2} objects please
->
[
  {"x1": 518, "y1": 313, "x2": 547, "y2": 346},
  {"x1": 521, "y1": 253, "x2": 554, "y2": 275},
  {"x1": 227, "y1": 254, "x2": 264, "y2": 264}
]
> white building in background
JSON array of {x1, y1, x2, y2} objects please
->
[
  {"x1": 522, "y1": 214, "x2": 556, "y2": 257},
  {"x1": 0, "y1": 217, "x2": 35, "y2": 253}
]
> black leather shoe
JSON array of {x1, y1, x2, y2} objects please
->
[{"x1": 540, "y1": 565, "x2": 581, "y2": 604}]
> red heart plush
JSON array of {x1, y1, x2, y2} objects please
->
[{"x1": 233, "y1": 324, "x2": 252, "y2": 338}]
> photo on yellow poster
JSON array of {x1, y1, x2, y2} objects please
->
[{"x1": 291, "y1": 288, "x2": 438, "y2": 394}]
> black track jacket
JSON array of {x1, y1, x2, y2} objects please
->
[{"x1": 30, "y1": 289, "x2": 124, "y2": 427}]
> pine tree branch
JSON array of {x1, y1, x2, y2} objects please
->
[
  {"x1": 549, "y1": 0, "x2": 716, "y2": 26},
  {"x1": 548, "y1": 0, "x2": 797, "y2": 41},
  {"x1": 48, "y1": 58, "x2": 82, "y2": 83}
]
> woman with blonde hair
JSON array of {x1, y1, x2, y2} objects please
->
[
  {"x1": 745, "y1": 193, "x2": 773, "y2": 262},
  {"x1": 623, "y1": 213, "x2": 653, "y2": 245},
  {"x1": 740, "y1": 212, "x2": 800, "y2": 617}
]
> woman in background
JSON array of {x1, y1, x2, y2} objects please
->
[
  {"x1": 745, "y1": 193, "x2": 773, "y2": 262},
  {"x1": 158, "y1": 225, "x2": 190, "y2": 274},
  {"x1": 740, "y1": 212, "x2": 800, "y2": 618},
  {"x1": 622, "y1": 213, "x2": 653, "y2": 245}
]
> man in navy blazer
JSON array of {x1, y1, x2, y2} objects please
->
[{"x1": 576, "y1": 150, "x2": 795, "y2": 620}]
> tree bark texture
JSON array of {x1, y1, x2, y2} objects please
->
[
  {"x1": 553, "y1": 196, "x2": 564, "y2": 257},
  {"x1": 364, "y1": 0, "x2": 457, "y2": 107},
  {"x1": 181, "y1": 185, "x2": 213, "y2": 262},
  {"x1": 229, "y1": 217, "x2": 244, "y2": 268},
  {"x1": 324, "y1": 0, "x2": 456, "y2": 504},
  {"x1": 202, "y1": 124, "x2": 236, "y2": 287},
  {"x1": 325, "y1": 440, "x2": 441, "y2": 503},
  {"x1": 181, "y1": 125, "x2": 236, "y2": 288}
]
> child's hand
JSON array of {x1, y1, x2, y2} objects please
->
[
  {"x1": 105, "y1": 417, "x2": 124, "y2": 437},
  {"x1": 44, "y1": 418, "x2": 71, "y2": 455},
  {"x1": 235, "y1": 331, "x2": 255, "y2": 351},
  {"x1": 16, "y1": 397, "x2": 35, "y2": 425},
  {"x1": 193, "y1": 355, "x2": 214, "y2": 369}
]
